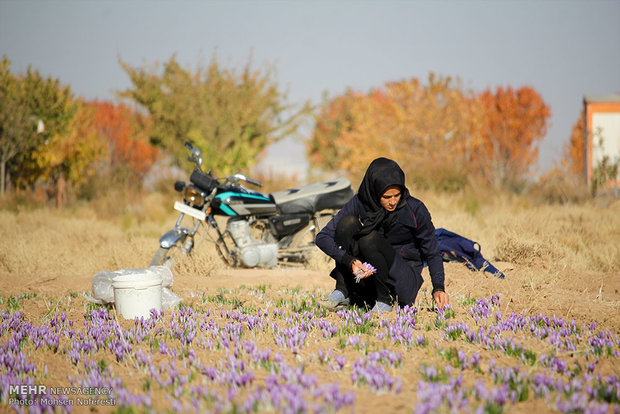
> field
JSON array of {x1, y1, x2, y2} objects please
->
[{"x1": 1, "y1": 191, "x2": 619, "y2": 413}]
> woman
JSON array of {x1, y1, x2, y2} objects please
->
[{"x1": 315, "y1": 157, "x2": 449, "y2": 313}]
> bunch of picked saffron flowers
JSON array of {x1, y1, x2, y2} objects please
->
[{"x1": 354, "y1": 262, "x2": 377, "y2": 283}]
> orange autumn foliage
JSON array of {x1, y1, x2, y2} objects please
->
[
  {"x1": 472, "y1": 86, "x2": 550, "y2": 188},
  {"x1": 309, "y1": 75, "x2": 479, "y2": 189},
  {"x1": 310, "y1": 77, "x2": 551, "y2": 190},
  {"x1": 309, "y1": 90, "x2": 363, "y2": 171},
  {"x1": 563, "y1": 110, "x2": 585, "y2": 177},
  {"x1": 89, "y1": 100, "x2": 158, "y2": 175}
]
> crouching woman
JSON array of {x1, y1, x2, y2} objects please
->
[{"x1": 315, "y1": 157, "x2": 449, "y2": 314}]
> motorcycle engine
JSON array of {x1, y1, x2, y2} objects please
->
[{"x1": 226, "y1": 219, "x2": 278, "y2": 268}]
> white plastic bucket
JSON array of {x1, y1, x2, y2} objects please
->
[{"x1": 112, "y1": 271, "x2": 162, "y2": 320}]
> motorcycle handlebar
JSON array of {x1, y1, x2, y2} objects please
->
[
  {"x1": 245, "y1": 177, "x2": 262, "y2": 188},
  {"x1": 226, "y1": 173, "x2": 262, "y2": 187},
  {"x1": 184, "y1": 143, "x2": 261, "y2": 188}
]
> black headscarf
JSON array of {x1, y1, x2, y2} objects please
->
[{"x1": 356, "y1": 157, "x2": 410, "y2": 236}]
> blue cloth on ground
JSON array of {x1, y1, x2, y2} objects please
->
[{"x1": 434, "y1": 228, "x2": 505, "y2": 279}]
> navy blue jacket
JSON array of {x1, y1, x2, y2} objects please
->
[
  {"x1": 435, "y1": 228, "x2": 505, "y2": 279},
  {"x1": 316, "y1": 194, "x2": 445, "y2": 306}
]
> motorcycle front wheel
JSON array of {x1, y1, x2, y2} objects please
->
[
  {"x1": 150, "y1": 241, "x2": 224, "y2": 275},
  {"x1": 150, "y1": 246, "x2": 185, "y2": 268}
]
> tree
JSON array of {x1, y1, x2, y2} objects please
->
[
  {"x1": 563, "y1": 109, "x2": 585, "y2": 178},
  {"x1": 120, "y1": 55, "x2": 309, "y2": 175},
  {"x1": 472, "y1": 86, "x2": 550, "y2": 188},
  {"x1": 308, "y1": 90, "x2": 362, "y2": 172},
  {"x1": 0, "y1": 55, "x2": 76, "y2": 193},
  {"x1": 308, "y1": 74, "x2": 476, "y2": 190},
  {"x1": 378, "y1": 74, "x2": 476, "y2": 190},
  {"x1": 0, "y1": 56, "x2": 28, "y2": 194},
  {"x1": 29, "y1": 100, "x2": 105, "y2": 206},
  {"x1": 89, "y1": 100, "x2": 158, "y2": 177},
  {"x1": 309, "y1": 76, "x2": 550, "y2": 191}
]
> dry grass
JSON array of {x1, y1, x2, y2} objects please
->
[
  {"x1": 2, "y1": 188, "x2": 619, "y2": 274},
  {"x1": 1, "y1": 189, "x2": 618, "y2": 325},
  {"x1": 0, "y1": 208, "x2": 157, "y2": 279},
  {"x1": 421, "y1": 190, "x2": 620, "y2": 273}
]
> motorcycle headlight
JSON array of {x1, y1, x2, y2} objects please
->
[{"x1": 184, "y1": 187, "x2": 205, "y2": 206}]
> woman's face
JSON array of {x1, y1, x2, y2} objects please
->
[{"x1": 380, "y1": 185, "x2": 401, "y2": 212}]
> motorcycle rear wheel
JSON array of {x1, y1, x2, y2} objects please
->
[{"x1": 277, "y1": 211, "x2": 335, "y2": 265}]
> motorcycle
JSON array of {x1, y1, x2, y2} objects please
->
[{"x1": 150, "y1": 142, "x2": 354, "y2": 270}]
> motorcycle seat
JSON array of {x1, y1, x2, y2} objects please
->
[{"x1": 270, "y1": 177, "x2": 354, "y2": 215}]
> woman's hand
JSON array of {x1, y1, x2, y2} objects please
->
[
  {"x1": 351, "y1": 260, "x2": 373, "y2": 279},
  {"x1": 433, "y1": 290, "x2": 450, "y2": 309}
]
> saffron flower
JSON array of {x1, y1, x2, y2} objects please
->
[{"x1": 354, "y1": 262, "x2": 377, "y2": 283}]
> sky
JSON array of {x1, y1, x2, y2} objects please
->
[{"x1": 1, "y1": 0, "x2": 619, "y2": 181}]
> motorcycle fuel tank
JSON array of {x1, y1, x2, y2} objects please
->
[{"x1": 213, "y1": 190, "x2": 277, "y2": 217}]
